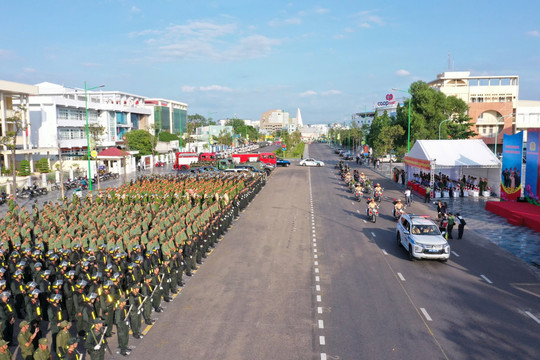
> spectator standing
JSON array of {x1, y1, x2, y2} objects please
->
[
  {"x1": 446, "y1": 212, "x2": 455, "y2": 239},
  {"x1": 404, "y1": 188, "x2": 412, "y2": 205},
  {"x1": 424, "y1": 185, "x2": 431, "y2": 203},
  {"x1": 456, "y1": 213, "x2": 466, "y2": 239}
]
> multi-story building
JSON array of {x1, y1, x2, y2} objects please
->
[
  {"x1": 144, "y1": 99, "x2": 188, "y2": 136},
  {"x1": 29, "y1": 82, "x2": 152, "y2": 159},
  {"x1": 195, "y1": 125, "x2": 234, "y2": 144},
  {"x1": 516, "y1": 100, "x2": 540, "y2": 142},
  {"x1": 260, "y1": 109, "x2": 290, "y2": 133},
  {"x1": 0, "y1": 80, "x2": 40, "y2": 170},
  {"x1": 428, "y1": 71, "x2": 519, "y2": 151}
]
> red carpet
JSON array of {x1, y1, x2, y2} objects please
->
[{"x1": 485, "y1": 201, "x2": 540, "y2": 233}]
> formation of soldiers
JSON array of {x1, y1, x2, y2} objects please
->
[{"x1": 0, "y1": 171, "x2": 266, "y2": 359}]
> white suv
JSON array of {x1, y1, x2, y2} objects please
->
[{"x1": 396, "y1": 214, "x2": 450, "y2": 262}]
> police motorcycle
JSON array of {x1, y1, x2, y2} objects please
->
[
  {"x1": 391, "y1": 198, "x2": 406, "y2": 220},
  {"x1": 373, "y1": 184, "x2": 383, "y2": 202},
  {"x1": 354, "y1": 183, "x2": 363, "y2": 202},
  {"x1": 366, "y1": 198, "x2": 379, "y2": 223},
  {"x1": 363, "y1": 180, "x2": 373, "y2": 195}
]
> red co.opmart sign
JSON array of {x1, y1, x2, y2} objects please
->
[{"x1": 377, "y1": 93, "x2": 397, "y2": 107}]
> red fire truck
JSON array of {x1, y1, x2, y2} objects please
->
[
  {"x1": 232, "y1": 152, "x2": 276, "y2": 166},
  {"x1": 173, "y1": 152, "x2": 216, "y2": 171}
]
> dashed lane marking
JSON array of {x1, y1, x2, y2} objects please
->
[
  {"x1": 315, "y1": 276, "x2": 320, "y2": 282},
  {"x1": 316, "y1": 285, "x2": 321, "y2": 291},
  {"x1": 480, "y1": 275, "x2": 493, "y2": 284},
  {"x1": 317, "y1": 295, "x2": 322, "y2": 302},
  {"x1": 451, "y1": 251, "x2": 460, "y2": 257},
  {"x1": 315, "y1": 268, "x2": 319, "y2": 273},
  {"x1": 371, "y1": 232, "x2": 376, "y2": 237},
  {"x1": 318, "y1": 320, "x2": 324, "y2": 329},
  {"x1": 314, "y1": 261, "x2": 318, "y2": 265},
  {"x1": 319, "y1": 336, "x2": 326, "y2": 345},
  {"x1": 321, "y1": 354, "x2": 327, "y2": 360},
  {"x1": 420, "y1": 308, "x2": 433, "y2": 321},
  {"x1": 363, "y1": 219, "x2": 366, "y2": 223},
  {"x1": 318, "y1": 307, "x2": 323, "y2": 314},
  {"x1": 525, "y1": 311, "x2": 540, "y2": 324},
  {"x1": 397, "y1": 272, "x2": 406, "y2": 281},
  {"x1": 314, "y1": 255, "x2": 318, "y2": 259},
  {"x1": 382, "y1": 249, "x2": 388, "y2": 255}
]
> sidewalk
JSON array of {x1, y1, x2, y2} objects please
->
[{"x1": 366, "y1": 160, "x2": 540, "y2": 272}]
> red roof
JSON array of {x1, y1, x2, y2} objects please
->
[{"x1": 97, "y1": 147, "x2": 128, "y2": 157}]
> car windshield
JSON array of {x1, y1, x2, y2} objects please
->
[{"x1": 411, "y1": 225, "x2": 440, "y2": 235}]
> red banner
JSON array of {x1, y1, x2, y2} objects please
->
[{"x1": 404, "y1": 156, "x2": 431, "y2": 171}]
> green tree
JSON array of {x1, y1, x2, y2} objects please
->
[
  {"x1": 216, "y1": 130, "x2": 233, "y2": 145},
  {"x1": 125, "y1": 130, "x2": 153, "y2": 156},
  {"x1": 374, "y1": 125, "x2": 405, "y2": 157},
  {"x1": 367, "y1": 110, "x2": 392, "y2": 148},
  {"x1": 37, "y1": 158, "x2": 50, "y2": 173},
  {"x1": 158, "y1": 131, "x2": 180, "y2": 142},
  {"x1": 18, "y1": 159, "x2": 31, "y2": 176},
  {"x1": 0, "y1": 106, "x2": 26, "y2": 198}
]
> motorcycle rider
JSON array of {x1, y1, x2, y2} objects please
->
[
  {"x1": 366, "y1": 197, "x2": 378, "y2": 217},
  {"x1": 374, "y1": 183, "x2": 383, "y2": 199},
  {"x1": 393, "y1": 199, "x2": 405, "y2": 218}
]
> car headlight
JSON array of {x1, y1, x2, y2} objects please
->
[{"x1": 444, "y1": 245, "x2": 450, "y2": 254}]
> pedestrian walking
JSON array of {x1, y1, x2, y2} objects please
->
[
  {"x1": 446, "y1": 212, "x2": 455, "y2": 239},
  {"x1": 456, "y1": 213, "x2": 466, "y2": 239}
]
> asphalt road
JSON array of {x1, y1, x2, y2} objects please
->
[
  {"x1": 7, "y1": 143, "x2": 538, "y2": 359},
  {"x1": 99, "y1": 143, "x2": 540, "y2": 360}
]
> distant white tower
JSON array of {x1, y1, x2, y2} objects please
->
[{"x1": 296, "y1": 108, "x2": 303, "y2": 127}]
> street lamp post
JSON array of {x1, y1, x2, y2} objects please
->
[
  {"x1": 85, "y1": 82, "x2": 105, "y2": 192},
  {"x1": 392, "y1": 88, "x2": 412, "y2": 153},
  {"x1": 493, "y1": 113, "x2": 515, "y2": 156},
  {"x1": 438, "y1": 118, "x2": 452, "y2": 140}
]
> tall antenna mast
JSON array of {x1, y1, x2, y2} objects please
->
[{"x1": 448, "y1": 52, "x2": 451, "y2": 70}]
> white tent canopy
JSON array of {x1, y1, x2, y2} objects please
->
[{"x1": 405, "y1": 139, "x2": 501, "y2": 196}]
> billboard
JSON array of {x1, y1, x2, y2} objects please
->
[
  {"x1": 500, "y1": 132, "x2": 524, "y2": 201},
  {"x1": 524, "y1": 129, "x2": 540, "y2": 205}
]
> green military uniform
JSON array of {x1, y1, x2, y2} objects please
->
[
  {"x1": 0, "y1": 339, "x2": 12, "y2": 360},
  {"x1": 55, "y1": 321, "x2": 70, "y2": 359},
  {"x1": 33, "y1": 338, "x2": 52, "y2": 360},
  {"x1": 114, "y1": 297, "x2": 130, "y2": 355},
  {"x1": 17, "y1": 321, "x2": 35, "y2": 360},
  {"x1": 85, "y1": 319, "x2": 106, "y2": 360}
]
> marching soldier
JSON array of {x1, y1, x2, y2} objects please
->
[
  {"x1": 26, "y1": 289, "x2": 43, "y2": 348},
  {"x1": 17, "y1": 320, "x2": 38, "y2": 360},
  {"x1": 81, "y1": 293, "x2": 98, "y2": 335},
  {"x1": 0, "y1": 339, "x2": 12, "y2": 360},
  {"x1": 128, "y1": 285, "x2": 143, "y2": 339},
  {"x1": 33, "y1": 337, "x2": 52, "y2": 360},
  {"x1": 46, "y1": 293, "x2": 65, "y2": 353},
  {"x1": 98, "y1": 281, "x2": 115, "y2": 338},
  {"x1": 85, "y1": 318, "x2": 107, "y2": 360},
  {"x1": 114, "y1": 296, "x2": 131, "y2": 356},
  {"x1": 62, "y1": 337, "x2": 81, "y2": 360},
  {"x1": 55, "y1": 320, "x2": 71, "y2": 359},
  {"x1": 141, "y1": 276, "x2": 154, "y2": 325},
  {"x1": 0, "y1": 291, "x2": 15, "y2": 345}
]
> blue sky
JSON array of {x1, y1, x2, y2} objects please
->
[{"x1": 1, "y1": 1, "x2": 539, "y2": 125}]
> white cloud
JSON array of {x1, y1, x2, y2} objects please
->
[
  {"x1": 182, "y1": 86, "x2": 196, "y2": 92},
  {"x1": 23, "y1": 68, "x2": 37, "y2": 73},
  {"x1": 200, "y1": 85, "x2": 232, "y2": 92},
  {"x1": 300, "y1": 90, "x2": 317, "y2": 97},
  {"x1": 0, "y1": 49, "x2": 15, "y2": 60},
  {"x1": 527, "y1": 30, "x2": 540, "y2": 37},
  {"x1": 322, "y1": 90, "x2": 341, "y2": 95},
  {"x1": 315, "y1": 7, "x2": 330, "y2": 14},
  {"x1": 130, "y1": 6, "x2": 141, "y2": 13},
  {"x1": 359, "y1": 23, "x2": 371, "y2": 28},
  {"x1": 269, "y1": 17, "x2": 302, "y2": 26},
  {"x1": 133, "y1": 21, "x2": 280, "y2": 61},
  {"x1": 355, "y1": 10, "x2": 384, "y2": 27},
  {"x1": 396, "y1": 69, "x2": 410, "y2": 76}
]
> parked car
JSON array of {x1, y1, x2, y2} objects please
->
[
  {"x1": 299, "y1": 158, "x2": 325, "y2": 167},
  {"x1": 343, "y1": 152, "x2": 354, "y2": 160},
  {"x1": 396, "y1": 214, "x2": 450, "y2": 262},
  {"x1": 378, "y1": 154, "x2": 397, "y2": 163},
  {"x1": 276, "y1": 157, "x2": 291, "y2": 167}
]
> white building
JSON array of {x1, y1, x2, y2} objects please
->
[
  {"x1": 29, "y1": 82, "x2": 152, "y2": 160},
  {"x1": 0, "y1": 80, "x2": 41, "y2": 170},
  {"x1": 516, "y1": 100, "x2": 540, "y2": 142}
]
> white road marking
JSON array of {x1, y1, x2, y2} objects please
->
[
  {"x1": 451, "y1": 251, "x2": 460, "y2": 257},
  {"x1": 480, "y1": 275, "x2": 493, "y2": 284},
  {"x1": 525, "y1": 311, "x2": 540, "y2": 324},
  {"x1": 314, "y1": 255, "x2": 318, "y2": 259},
  {"x1": 318, "y1": 320, "x2": 324, "y2": 329},
  {"x1": 363, "y1": 219, "x2": 366, "y2": 223},
  {"x1": 314, "y1": 243, "x2": 317, "y2": 247},
  {"x1": 319, "y1": 336, "x2": 325, "y2": 345},
  {"x1": 382, "y1": 249, "x2": 388, "y2": 255},
  {"x1": 314, "y1": 249, "x2": 318, "y2": 253},
  {"x1": 352, "y1": 202, "x2": 355, "y2": 205},
  {"x1": 317, "y1": 295, "x2": 322, "y2": 302},
  {"x1": 321, "y1": 354, "x2": 327, "y2": 360},
  {"x1": 315, "y1": 268, "x2": 319, "y2": 273},
  {"x1": 420, "y1": 308, "x2": 432, "y2": 321},
  {"x1": 397, "y1": 272, "x2": 406, "y2": 281},
  {"x1": 316, "y1": 285, "x2": 320, "y2": 291},
  {"x1": 371, "y1": 232, "x2": 376, "y2": 237},
  {"x1": 315, "y1": 276, "x2": 320, "y2": 282},
  {"x1": 318, "y1": 307, "x2": 323, "y2": 314},
  {"x1": 314, "y1": 261, "x2": 318, "y2": 266}
]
